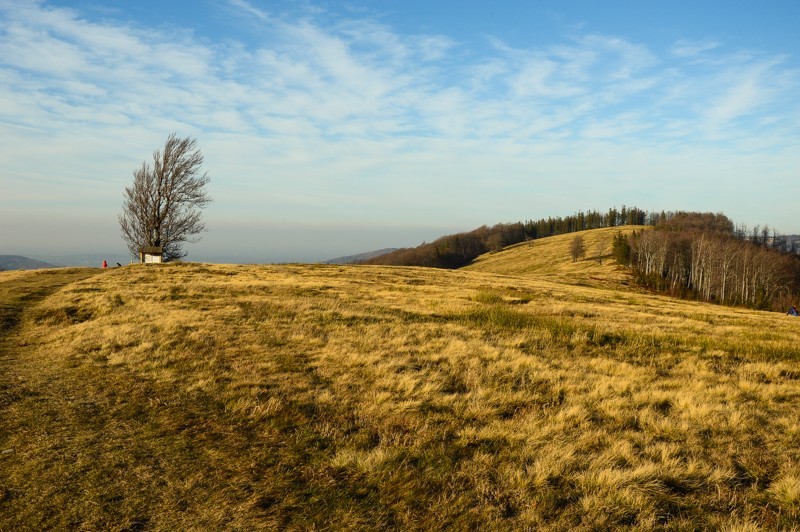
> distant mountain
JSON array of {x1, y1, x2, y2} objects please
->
[
  {"x1": 323, "y1": 248, "x2": 398, "y2": 265},
  {"x1": 0, "y1": 255, "x2": 60, "y2": 271},
  {"x1": 34, "y1": 253, "x2": 131, "y2": 268}
]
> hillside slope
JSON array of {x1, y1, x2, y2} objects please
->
[
  {"x1": 324, "y1": 248, "x2": 398, "y2": 264},
  {"x1": 464, "y1": 225, "x2": 644, "y2": 287},
  {"x1": 2, "y1": 262, "x2": 800, "y2": 530},
  {"x1": 0, "y1": 255, "x2": 59, "y2": 271}
]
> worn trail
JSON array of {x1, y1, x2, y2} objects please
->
[
  {"x1": 0, "y1": 268, "x2": 101, "y2": 338},
  {"x1": 0, "y1": 267, "x2": 102, "y2": 406},
  {"x1": 0, "y1": 270, "x2": 103, "y2": 464}
]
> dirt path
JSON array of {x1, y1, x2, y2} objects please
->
[
  {"x1": 0, "y1": 267, "x2": 104, "y2": 418},
  {"x1": 0, "y1": 269, "x2": 110, "y2": 525},
  {"x1": 0, "y1": 267, "x2": 103, "y2": 407},
  {"x1": 0, "y1": 268, "x2": 102, "y2": 337},
  {"x1": 0, "y1": 267, "x2": 245, "y2": 530}
]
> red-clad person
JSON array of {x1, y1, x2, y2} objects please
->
[{"x1": 102, "y1": 260, "x2": 108, "y2": 269}]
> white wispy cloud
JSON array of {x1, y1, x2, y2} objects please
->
[
  {"x1": 3, "y1": 0, "x2": 796, "y2": 147},
  {"x1": 671, "y1": 39, "x2": 720, "y2": 58},
  {"x1": 703, "y1": 56, "x2": 792, "y2": 132},
  {"x1": 226, "y1": 0, "x2": 271, "y2": 23}
]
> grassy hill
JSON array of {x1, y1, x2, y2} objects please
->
[
  {"x1": 2, "y1": 232, "x2": 800, "y2": 529},
  {"x1": 465, "y1": 225, "x2": 644, "y2": 288}
]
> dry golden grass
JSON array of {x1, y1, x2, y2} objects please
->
[
  {"x1": 2, "y1": 233, "x2": 800, "y2": 530},
  {"x1": 465, "y1": 225, "x2": 645, "y2": 288}
]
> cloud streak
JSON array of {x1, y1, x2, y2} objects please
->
[{"x1": 3, "y1": 0, "x2": 797, "y2": 145}]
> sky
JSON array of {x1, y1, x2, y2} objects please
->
[{"x1": 1, "y1": 0, "x2": 799, "y2": 264}]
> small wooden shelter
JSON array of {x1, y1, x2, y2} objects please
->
[{"x1": 138, "y1": 246, "x2": 163, "y2": 264}]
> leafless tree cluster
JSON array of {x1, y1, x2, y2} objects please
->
[
  {"x1": 627, "y1": 228, "x2": 800, "y2": 310},
  {"x1": 119, "y1": 134, "x2": 211, "y2": 262},
  {"x1": 364, "y1": 223, "x2": 528, "y2": 268}
]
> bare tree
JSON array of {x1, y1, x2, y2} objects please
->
[
  {"x1": 119, "y1": 134, "x2": 212, "y2": 262},
  {"x1": 632, "y1": 230, "x2": 662, "y2": 275},
  {"x1": 570, "y1": 234, "x2": 586, "y2": 262},
  {"x1": 594, "y1": 239, "x2": 607, "y2": 264}
]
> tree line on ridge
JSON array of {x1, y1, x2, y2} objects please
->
[{"x1": 363, "y1": 206, "x2": 652, "y2": 269}]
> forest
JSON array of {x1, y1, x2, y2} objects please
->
[{"x1": 615, "y1": 212, "x2": 800, "y2": 311}]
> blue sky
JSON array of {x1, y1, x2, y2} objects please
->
[{"x1": 1, "y1": 0, "x2": 799, "y2": 263}]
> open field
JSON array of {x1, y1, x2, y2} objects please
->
[
  {"x1": 465, "y1": 225, "x2": 643, "y2": 288},
  {"x1": 2, "y1": 232, "x2": 800, "y2": 530}
]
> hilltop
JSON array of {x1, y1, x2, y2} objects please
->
[
  {"x1": 2, "y1": 230, "x2": 800, "y2": 530},
  {"x1": 363, "y1": 206, "x2": 652, "y2": 269}
]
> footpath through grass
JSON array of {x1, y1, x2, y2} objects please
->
[{"x1": 2, "y1": 263, "x2": 800, "y2": 530}]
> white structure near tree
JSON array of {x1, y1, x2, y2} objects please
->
[{"x1": 138, "y1": 246, "x2": 163, "y2": 264}]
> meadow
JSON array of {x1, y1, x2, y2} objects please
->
[{"x1": 2, "y1": 229, "x2": 800, "y2": 530}]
